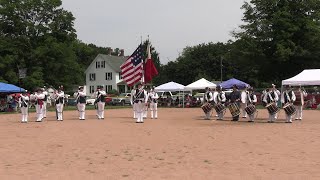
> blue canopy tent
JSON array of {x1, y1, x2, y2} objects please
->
[
  {"x1": 219, "y1": 78, "x2": 250, "y2": 89},
  {"x1": 0, "y1": 82, "x2": 26, "y2": 93}
]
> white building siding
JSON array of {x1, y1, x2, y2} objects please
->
[{"x1": 85, "y1": 55, "x2": 127, "y2": 96}]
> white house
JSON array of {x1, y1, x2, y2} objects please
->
[{"x1": 85, "y1": 54, "x2": 131, "y2": 96}]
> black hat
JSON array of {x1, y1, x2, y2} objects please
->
[
  {"x1": 216, "y1": 85, "x2": 221, "y2": 90},
  {"x1": 233, "y1": 84, "x2": 238, "y2": 89}
]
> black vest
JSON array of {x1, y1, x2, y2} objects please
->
[
  {"x1": 77, "y1": 93, "x2": 86, "y2": 104},
  {"x1": 267, "y1": 92, "x2": 276, "y2": 103},
  {"x1": 135, "y1": 89, "x2": 145, "y2": 99},
  {"x1": 284, "y1": 90, "x2": 293, "y2": 103}
]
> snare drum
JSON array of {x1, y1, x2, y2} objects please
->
[
  {"x1": 245, "y1": 104, "x2": 256, "y2": 115},
  {"x1": 283, "y1": 103, "x2": 296, "y2": 116},
  {"x1": 214, "y1": 103, "x2": 225, "y2": 114},
  {"x1": 266, "y1": 102, "x2": 279, "y2": 115},
  {"x1": 201, "y1": 103, "x2": 213, "y2": 114},
  {"x1": 228, "y1": 103, "x2": 240, "y2": 117}
]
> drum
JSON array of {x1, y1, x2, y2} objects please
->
[
  {"x1": 266, "y1": 102, "x2": 279, "y2": 115},
  {"x1": 245, "y1": 104, "x2": 256, "y2": 115},
  {"x1": 201, "y1": 103, "x2": 213, "y2": 114},
  {"x1": 214, "y1": 103, "x2": 225, "y2": 114},
  {"x1": 228, "y1": 103, "x2": 240, "y2": 117},
  {"x1": 283, "y1": 103, "x2": 296, "y2": 116}
]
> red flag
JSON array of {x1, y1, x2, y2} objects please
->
[
  {"x1": 144, "y1": 43, "x2": 158, "y2": 83},
  {"x1": 120, "y1": 44, "x2": 143, "y2": 86}
]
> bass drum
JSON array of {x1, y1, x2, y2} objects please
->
[
  {"x1": 201, "y1": 103, "x2": 213, "y2": 114},
  {"x1": 245, "y1": 104, "x2": 256, "y2": 115},
  {"x1": 283, "y1": 103, "x2": 296, "y2": 116},
  {"x1": 214, "y1": 103, "x2": 225, "y2": 114},
  {"x1": 228, "y1": 103, "x2": 240, "y2": 117},
  {"x1": 266, "y1": 102, "x2": 279, "y2": 115}
]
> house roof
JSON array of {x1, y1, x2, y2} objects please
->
[{"x1": 85, "y1": 54, "x2": 128, "y2": 73}]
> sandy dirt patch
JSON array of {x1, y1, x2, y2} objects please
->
[{"x1": 0, "y1": 107, "x2": 320, "y2": 180}]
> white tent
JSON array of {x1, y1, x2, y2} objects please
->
[
  {"x1": 154, "y1": 81, "x2": 185, "y2": 91},
  {"x1": 282, "y1": 69, "x2": 320, "y2": 86},
  {"x1": 185, "y1": 78, "x2": 216, "y2": 90}
]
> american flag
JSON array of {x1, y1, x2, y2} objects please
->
[{"x1": 120, "y1": 44, "x2": 143, "y2": 86}]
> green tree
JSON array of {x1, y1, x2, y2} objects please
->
[
  {"x1": 235, "y1": 0, "x2": 320, "y2": 85},
  {"x1": 0, "y1": 0, "x2": 80, "y2": 90}
]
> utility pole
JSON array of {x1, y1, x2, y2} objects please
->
[{"x1": 220, "y1": 56, "x2": 223, "y2": 83}]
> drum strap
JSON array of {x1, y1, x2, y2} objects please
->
[
  {"x1": 268, "y1": 92, "x2": 274, "y2": 102},
  {"x1": 248, "y1": 93, "x2": 252, "y2": 103}
]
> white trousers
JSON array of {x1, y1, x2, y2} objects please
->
[
  {"x1": 42, "y1": 102, "x2": 47, "y2": 118},
  {"x1": 132, "y1": 103, "x2": 137, "y2": 118},
  {"x1": 205, "y1": 110, "x2": 212, "y2": 120},
  {"x1": 136, "y1": 101, "x2": 145, "y2": 122},
  {"x1": 97, "y1": 102, "x2": 105, "y2": 119},
  {"x1": 143, "y1": 104, "x2": 148, "y2": 118},
  {"x1": 285, "y1": 114, "x2": 293, "y2": 123},
  {"x1": 36, "y1": 105, "x2": 43, "y2": 121},
  {"x1": 241, "y1": 103, "x2": 247, "y2": 117},
  {"x1": 21, "y1": 107, "x2": 28, "y2": 122},
  {"x1": 295, "y1": 105, "x2": 303, "y2": 120},
  {"x1": 268, "y1": 113, "x2": 277, "y2": 122},
  {"x1": 77, "y1": 103, "x2": 86, "y2": 120},
  {"x1": 56, "y1": 103, "x2": 64, "y2": 120},
  {"x1": 249, "y1": 112, "x2": 255, "y2": 121},
  {"x1": 150, "y1": 102, "x2": 158, "y2": 119},
  {"x1": 217, "y1": 111, "x2": 224, "y2": 120}
]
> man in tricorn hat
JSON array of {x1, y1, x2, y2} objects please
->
[
  {"x1": 35, "y1": 87, "x2": 45, "y2": 122},
  {"x1": 281, "y1": 85, "x2": 296, "y2": 123},
  {"x1": 75, "y1": 86, "x2": 86, "y2": 120},
  {"x1": 228, "y1": 84, "x2": 241, "y2": 121},
  {"x1": 54, "y1": 85, "x2": 65, "y2": 121},
  {"x1": 132, "y1": 83, "x2": 148, "y2": 123},
  {"x1": 19, "y1": 90, "x2": 29, "y2": 123},
  {"x1": 214, "y1": 85, "x2": 226, "y2": 120}
]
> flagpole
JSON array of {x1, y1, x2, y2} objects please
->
[{"x1": 141, "y1": 36, "x2": 145, "y2": 85}]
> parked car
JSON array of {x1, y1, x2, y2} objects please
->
[
  {"x1": 86, "y1": 96, "x2": 113, "y2": 105},
  {"x1": 111, "y1": 93, "x2": 131, "y2": 106}
]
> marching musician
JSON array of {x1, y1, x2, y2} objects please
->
[
  {"x1": 132, "y1": 83, "x2": 148, "y2": 123},
  {"x1": 212, "y1": 87, "x2": 218, "y2": 117},
  {"x1": 203, "y1": 87, "x2": 214, "y2": 120},
  {"x1": 293, "y1": 86, "x2": 307, "y2": 120},
  {"x1": 281, "y1": 85, "x2": 296, "y2": 123},
  {"x1": 55, "y1": 86, "x2": 65, "y2": 121},
  {"x1": 214, "y1": 85, "x2": 226, "y2": 120},
  {"x1": 240, "y1": 86, "x2": 249, "y2": 118},
  {"x1": 148, "y1": 86, "x2": 159, "y2": 119},
  {"x1": 229, "y1": 85, "x2": 241, "y2": 121},
  {"x1": 75, "y1": 86, "x2": 86, "y2": 120},
  {"x1": 34, "y1": 88, "x2": 45, "y2": 122},
  {"x1": 143, "y1": 88, "x2": 149, "y2": 119},
  {"x1": 247, "y1": 87, "x2": 257, "y2": 122},
  {"x1": 263, "y1": 88, "x2": 279, "y2": 123},
  {"x1": 42, "y1": 87, "x2": 48, "y2": 119},
  {"x1": 19, "y1": 90, "x2": 29, "y2": 123},
  {"x1": 95, "y1": 86, "x2": 106, "y2": 119},
  {"x1": 130, "y1": 86, "x2": 137, "y2": 119},
  {"x1": 272, "y1": 84, "x2": 281, "y2": 119}
]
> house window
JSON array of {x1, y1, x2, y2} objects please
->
[
  {"x1": 106, "y1": 85, "x2": 112, "y2": 92},
  {"x1": 119, "y1": 72, "x2": 122, "y2": 79},
  {"x1": 89, "y1": 73, "x2": 96, "y2": 81},
  {"x1": 96, "y1": 61, "x2": 100, "y2": 68},
  {"x1": 90, "y1": 86, "x2": 94, "y2": 93},
  {"x1": 101, "y1": 61, "x2": 105, "y2": 68},
  {"x1": 106, "y1": 72, "x2": 112, "y2": 80}
]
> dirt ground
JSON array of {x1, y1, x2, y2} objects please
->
[{"x1": 0, "y1": 107, "x2": 320, "y2": 180}]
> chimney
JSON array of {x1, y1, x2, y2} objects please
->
[
  {"x1": 107, "y1": 47, "x2": 113, "y2": 55},
  {"x1": 120, "y1": 49, "x2": 124, "y2": 56}
]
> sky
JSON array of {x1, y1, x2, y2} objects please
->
[{"x1": 61, "y1": 0, "x2": 246, "y2": 64}]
